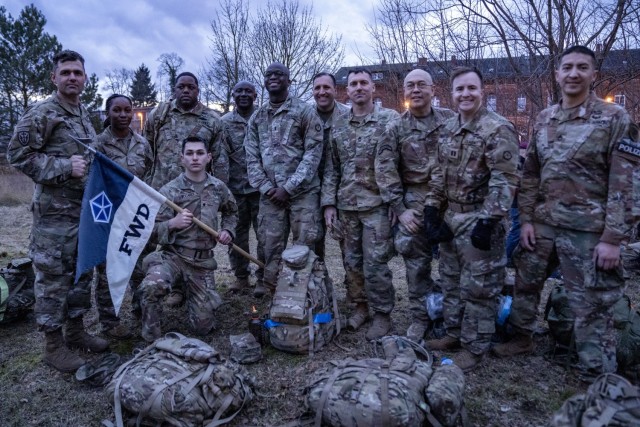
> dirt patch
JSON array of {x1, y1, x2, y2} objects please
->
[{"x1": 2, "y1": 201, "x2": 639, "y2": 426}]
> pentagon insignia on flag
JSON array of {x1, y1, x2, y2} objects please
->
[{"x1": 90, "y1": 191, "x2": 113, "y2": 223}]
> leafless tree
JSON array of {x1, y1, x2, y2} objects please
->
[
  {"x1": 102, "y1": 68, "x2": 134, "y2": 97},
  {"x1": 156, "y1": 52, "x2": 184, "y2": 100}
]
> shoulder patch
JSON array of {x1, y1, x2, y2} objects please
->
[
  {"x1": 17, "y1": 131, "x2": 30, "y2": 146},
  {"x1": 617, "y1": 139, "x2": 640, "y2": 158},
  {"x1": 503, "y1": 151, "x2": 513, "y2": 161},
  {"x1": 315, "y1": 124, "x2": 322, "y2": 132},
  {"x1": 377, "y1": 143, "x2": 393, "y2": 155}
]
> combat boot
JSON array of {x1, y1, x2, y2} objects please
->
[
  {"x1": 406, "y1": 319, "x2": 431, "y2": 342},
  {"x1": 425, "y1": 335, "x2": 461, "y2": 351},
  {"x1": 65, "y1": 318, "x2": 109, "y2": 353},
  {"x1": 43, "y1": 329, "x2": 85, "y2": 373},
  {"x1": 347, "y1": 303, "x2": 370, "y2": 331},
  {"x1": 253, "y1": 280, "x2": 267, "y2": 298},
  {"x1": 165, "y1": 290, "x2": 184, "y2": 307},
  {"x1": 229, "y1": 277, "x2": 250, "y2": 293},
  {"x1": 103, "y1": 322, "x2": 133, "y2": 340},
  {"x1": 453, "y1": 349, "x2": 484, "y2": 372},
  {"x1": 492, "y1": 334, "x2": 534, "y2": 358},
  {"x1": 365, "y1": 313, "x2": 391, "y2": 340}
]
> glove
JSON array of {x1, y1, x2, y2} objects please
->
[
  {"x1": 423, "y1": 206, "x2": 442, "y2": 244},
  {"x1": 470, "y1": 218, "x2": 498, "y2": 251},
  {"x1": 436, "y1": 222, "x2": 454, "y2": 243}
]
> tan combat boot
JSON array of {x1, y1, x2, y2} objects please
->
[
  {"x1": 43, "y1": 329, "x2": 85, "y2": 373},
  {"x1": 452, "y1": 349, "x2": 485, "y2": 372},
  {"x1": 365, "y1": 313, "x2": 392, "y2": 341},
  {"x1": 425, "y1": 335, "x2": 461, "y2": 351},
  {"x1": 406, "y1": 319, "x2": 431, "y2": 342},
  {"x1": 229, "y1": 277, "x2": 250, "y2": 293},
  {"x1": 347, "y1": 303, "x2": 370, "y2": 331},
  {"x1": 103, "y1": 322, "x2": 133, "y2": 340},
  {"x1": 65, "y1": 318, "x2": 109, "y2": 353},
  {"x1": 492, "y1": 334, "x2": 534, "y2": 358},
  {"x1": 165, "y1": 290, "x2": 184, "y2": 307}
]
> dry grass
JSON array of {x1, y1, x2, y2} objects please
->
[{"x1": 0, "y1": 166, "x2": 34, "y2": 206}]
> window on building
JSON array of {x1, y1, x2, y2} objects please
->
[
  {"x1": 374, "y1": 98, "x2": 382, "y2": 106},
  {"x1": 432, "y1": 96, "x2": 440, "y2": 108},
  {"x1": 487, "y1": 95, "x2": 497, "y2": 112},
  {"x1": 517, "y1": 95, "x2": 526, "y2": 112},
  {"x1": 615, "y1": 94, "x2": 626, "y2": 107},
  {"x1": 372, "y1": 72, "x2": 383, "y2": 81}
]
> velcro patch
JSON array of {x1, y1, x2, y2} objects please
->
[
  {"x1": 17, "y1": 131, "x2": 30, "y2": 146},
  {"x1": 618, "y1": 139, "x2": 640, "y2": 157}
]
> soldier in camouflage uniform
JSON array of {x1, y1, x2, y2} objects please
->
[
  {"x1": 424, "y1": 67, "x2": 519, "y2": 371},
  {"x1": 245, "y1": 62, "x2": 324, "y2": 297},
  {"x1": 375, "y1": 69, "x2": 454, "y2": 342},
  {"x1": 94, "y1": 94, "x2": 153, "y2": 339},
  {"x1": 322, "y1": 69, "x2": 401, "y2": 340},
  {"x1": 493, "y1": 46, "x2": 640, "y2": 377},
  {"x1": 139, "y1": 137, "x2": 237, "y2": 342},
  {"x1": 312, "y1": 72, "x2": 349, "y2": 261},
  {"x1": 144, "y1": 71, "x2": 228, "y2": 306},
  {"x1": 7, "y1": 50, "x2": 108, "y2": 372},
  {"x1": 222, "y1": 81, "x2": 264, "y2": 293}
]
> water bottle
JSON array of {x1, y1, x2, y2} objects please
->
[
  {"x1": 496, "y1": 295, "x2": 512, "y2": 326},
  {"x1": 426, "y1": 292, "x2": 444, "y2": 320}
]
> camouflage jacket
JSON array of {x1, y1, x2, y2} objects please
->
[
  {"x1": 7, "y1": 93, "x2": 96, "y2": 204},
  {"x1": 152, "y1": 173, "x2": 238, "y2": 263},
  {"x1": 317, "y1": 102, "x2": 350, "y2": 181},
  {"x1": 426, "y1": 107, "x2": 519, "y2": 219},
  {"x1": 375, "y1": 107, "x2": 454, "y2": 216},
  {"x1": 95, "y1": 127, "x2": 152, "y2": 182},
  {"x1": 244, "y1": 95, "x2": 323, "y2": 198},
  {"x1": 221, "y1": 109, "x2": 257, "y2": 195},
  {"x1": 144, "y1": 100, "x2": 228, "y2": 189},
  {"x1": 321, "y1": 105, "x2": 401, "y2": 211},
  {"x1": 520, "y1": 93, "x2": 640, "y2": 245}
]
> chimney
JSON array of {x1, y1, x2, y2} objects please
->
[
  {"x1": 381, "y1": 59, "x2": 387, "y2": 65},
  {"x1": 451, "y1": 55, "x2": 457, "y2": 66},
  {"x1": 417, "y1": 57, "x2": 428, "y2": 66}
]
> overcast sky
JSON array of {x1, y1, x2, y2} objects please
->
[{"x1": 4, "y1": 0, "x2": 378, "y2": 95}]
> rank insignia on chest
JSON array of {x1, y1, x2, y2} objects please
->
[{"x1": 448, "y1": 148, "x2": 459, "y2": 159}]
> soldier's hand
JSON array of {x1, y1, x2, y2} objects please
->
[
  {"x1": 593, "y1": 242, "x2": 621, "y2": 270},
  {"x1": 520, "y1": 223, "x2": 536, "y2": 251},
  {"x1": 267, "y1": 187, "x2": 290, "y2": 208},
  {"x1": 217, "y1": 230, "x2": 233, "y2": 245},
  {"x1": 324, "y1": 206, "x2": 337, "y2": 228},
  {"x1": 70, "y1": 155, "x2": 88, "y2": 178},
  {"x1": 398, "y1": 209, "x2": 421, "y2": 234},
  {"x1": 169, "y1": 209, "x2": 193, "y2": 230}
]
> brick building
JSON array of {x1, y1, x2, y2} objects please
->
[{"x1": 335, "y1": 49, "x2": 640, "y2": 137}]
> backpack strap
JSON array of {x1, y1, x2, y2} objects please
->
[
  {"x1": 205, "y1": 374, "x2": 254, "y2": 427},
  {"x1": 148, "y1": 101, "x2": 172, "y2": 181},
  {"x1": 314, "y1": 365, "x2": 344, "y2": 427},
  {"x1": 380, "y1": 362, "x2": 391, "y2": 427},
  {"x1": 308, "y1": 306, "x2": 315, "y2": 357},
  {"x1": 111, "y1": 345, "x2": 156, "y2": 427}
]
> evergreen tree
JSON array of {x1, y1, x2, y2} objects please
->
[
  {"x1": 130, "y1": 64, "x2": 157, "y2": 107},
  {"x1": 80, "y1": 73, "x2": 103, "y2": 111}
]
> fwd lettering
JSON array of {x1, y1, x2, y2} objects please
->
[{"x1": 119, "y1": 204, "x2": 150, "y2": 255}]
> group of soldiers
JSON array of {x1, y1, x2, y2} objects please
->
[{"x1": 7, "y1": 44, "x2": 640, "y2": 380}]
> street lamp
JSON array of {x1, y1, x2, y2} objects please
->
[{"x1": 137, "y1": 112, "x2": 143, "y2": 131}]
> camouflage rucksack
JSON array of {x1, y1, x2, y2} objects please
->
[
  {"x1": 0, "y1": 258, "x2": 35, "y2": 324},
  {"x1": 305, "y1": 336, "x2": 467, "y2": 427},
  {"x1": 266, "y1": 245, "x2": 340, "y2": 355},
  {"x1": 550, "y1": 373, "x2": 640, "y2": 426},
  {"x1": 545, "y1": 283, "x2": 640, "y2": 369},
  {"x1": 106, "y1": 332, "x2": 254, "y2": 427}
]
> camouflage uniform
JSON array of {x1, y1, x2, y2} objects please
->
[
  {"x1": 6, "y1": 93, "x2": 96, "y2": 332},
  {"x1": 322, "y1": 105, "x2": 401, "y2": 314},
  {"x1": 315, "y1": 101, "x2": 350, "y2": 260},
  {"x1": 139, "y1": 173, "x2": 238, "y2": 341},
  {"x1": 144, "y1": 99, "x2": 228, "y2": 190},
  {"x1": 221, "y1": 110, "x2": 263, "y2": 281},
  {"x1": 375, "y1": 107, "x2": 454, "y2": 323},
  {"x1": 509, "y1": 93, "x2": 640, "y2": 373},
  {"x1": 94, "y1": 127, "x2": 153, "y2": 328},
  {"x1": 426, "y1": 107, "x2": 519, "y2": 355},
  {"x1": 245, "y1": 95, "x2": 323, "y2": 289}
]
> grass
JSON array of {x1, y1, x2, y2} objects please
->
[{"x1": 0, "y1": 166, "x2": 33, "y2": 206}]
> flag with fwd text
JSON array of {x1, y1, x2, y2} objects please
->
[{"x1": 75, "y1": 152, "x2": 166, "y2": 315}]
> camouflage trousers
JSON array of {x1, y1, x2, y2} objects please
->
[
  {"x1": 258, "y1": 190, "x2": 320, "y2": 288},
  {"x1": 439, "y1": 214, "x2": 506, "y2": 355},
  {"x1": 228, "y1": 192, "x2": 264, "y2": 280},
  {"x1": 340, "y1": 205, "x2": 395, "y2": 314},
  {"x1": 395, "y1": 188, "x2": 434, "y2": 322},
  {"x1": 510, "y1": 223, "x2": 623, "y2": 373},
  {"x1": 30, "y1": 210, "x2": 92, "y2": 332},
  {"x1": 139, "y1": 250, "x2": 222, "y2": 339}
]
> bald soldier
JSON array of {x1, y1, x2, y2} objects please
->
[
  {"x1": 375, "y1": 69, "x2": 454, "y2": 342},
  {"x1": 245, "y1": 62, "x2": 324, "y2": 297}
]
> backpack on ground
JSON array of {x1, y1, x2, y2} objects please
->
[
  {"x1": 106, "y1": 332, "x2": 254, "y2": 427},
  {"x1": 266, "y1": 245, "x2": 341, "y2": 355},
  {"x1": 550, "y1": 373, "x2": 640, "y2": 426},
  {"x1": 545, "y1": 283, "x2": 640, "y2": 370},
  {"x1": 0, "y1": 257, "x2": 35, "y2": 324},
  {"x1": 305, "y1": 335, "x2": 467, "y2": 427}
]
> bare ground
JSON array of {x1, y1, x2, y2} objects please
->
[{"x1": 1, "y1": 199, "x2": 640, "y2": 427}]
